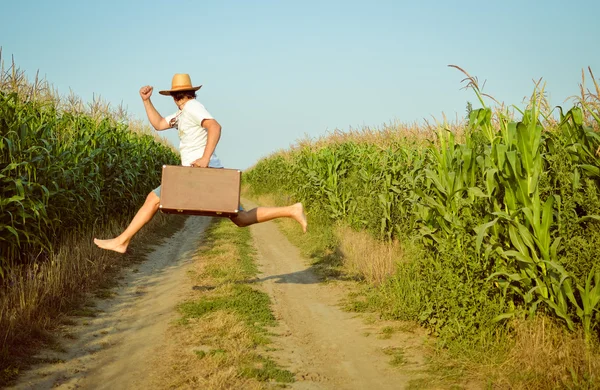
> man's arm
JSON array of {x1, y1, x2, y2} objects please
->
[
  {"x1": 139, "y1": 86, "x2": 170, "y2": 130},
  {"x1": 190, "y1": 118, "x2": 222, "y2": 168}
]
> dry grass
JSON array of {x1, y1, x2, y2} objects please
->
[
  {"x1": 0, "y1": 213, "x2": 186, "y2": 386},
  {"x1": 292, "y1": 120, "x2": 441, "y2": 150},
  {"x1": 577, "y1": 67, "x2": 600, "y2": 130},
  {"x1": 0, "y1": 48, "x2": 57, "y2": 106},
  {"x1": 422, "y1": 316, "x2": 600, "y2": 389},
  {"x1": 147, "y1": 313, "x2": 265, "y2": 390},
  {"x1": 496, "y1": 317, "x2": 600, "y2": 389},
  {"x1": 335, "y1": 225, "x2": 401, "y2": 285}
]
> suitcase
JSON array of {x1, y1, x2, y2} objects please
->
[{"x1": 158, "y1": 165, "x2": 241, "y2": 218}]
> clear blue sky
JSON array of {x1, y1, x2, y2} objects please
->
[{"x1": 2, "y1": 0, "x2": 599, "y2": 169}]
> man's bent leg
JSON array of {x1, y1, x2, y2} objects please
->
[
  {"x1": 94, "y1": 191, "x2": 161, "y2": 253},
  {"x1": 230, "y1": 203, "x2": 307, "y2": 233}
]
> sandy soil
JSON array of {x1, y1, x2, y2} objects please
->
[{"x1": 10, "y1": 203, "x2": 428, "y2": 390}]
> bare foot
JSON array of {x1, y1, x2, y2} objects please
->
[
  {"x1": 292, "y1": 203, "x2": 308, "y2": 233},
  {"x1": 94, "y1": 237, "x2": 128, "y2": 253}
]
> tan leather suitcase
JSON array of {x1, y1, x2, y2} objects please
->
[{"x1": 158, "y1": 165, "x2": 241, "y2": 218}]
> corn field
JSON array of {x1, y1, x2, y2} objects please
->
[
  {"x1": 0, "y1": 55, "x2": 179, "y2": 277},
  {"x1": 246, "y1": 68, "x2": 600, "y2": 343}
]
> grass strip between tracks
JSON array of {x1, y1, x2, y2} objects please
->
[{"x1": 147, "y1": 217, "x2": 294, "y2": 389}]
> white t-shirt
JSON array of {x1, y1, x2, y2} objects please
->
[{"x1": 165, "y1": 99, "x2": 223, "y2": 167}]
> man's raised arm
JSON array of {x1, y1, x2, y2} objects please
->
[{"x1": 140, "y1": 85, "x2": 170, "y2": 130}]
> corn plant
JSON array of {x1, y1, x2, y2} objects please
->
[
  {"x1": 470, "y1": 81, "x2": 600, "y2": 342},
  {"x1": 415, "y1": 123, "x2": 486, "y2": 249}
]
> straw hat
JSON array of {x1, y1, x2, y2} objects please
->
[{"x1": 159, "y1": 74, "x2": 202, "y2": 96}]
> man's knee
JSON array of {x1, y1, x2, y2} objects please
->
[
  {"x1": 230, "y1": 216, "x2": 249, "y2": 227},
  {"x1": 146, "y1": 191, "x2": 161, "y2": 209}
]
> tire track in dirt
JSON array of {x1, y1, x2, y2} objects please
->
[
  {"x1": 246, "y1": 199, "x2": 427, "y2": 390},
  {"x1": 10, "y1": 216, "x2": 211, "y2": 390}
]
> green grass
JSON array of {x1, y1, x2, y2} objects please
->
[
  {"x1": 241, "y1": 354, "x2": 295, "y2": 383},
  {"x1": 379, "y1": 326, "x2": 395, "y2": 339},
  {"x1": 383, "y1": 347, "x2": 406, "y2": 366},
  {"x1": 179, "y1": 284, "x2": 276, "y2": 335},
  {"x1": 197, "y1": 221, "x2": 258, "y2": 282}
]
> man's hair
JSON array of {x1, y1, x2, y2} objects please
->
[{"x1": 172, "y1": 91, "x2": 196, "y2": 100}]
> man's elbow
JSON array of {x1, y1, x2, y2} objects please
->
[
  {"x1": 209, "y1": 123, "x2": 222, "y2": 134},
  {"x1": 153, "y1": 118, "x2": 170, "y2": 131}
]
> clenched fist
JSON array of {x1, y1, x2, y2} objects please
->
[{"x1": 139, "y1": 86, "x2": 153, "y2": 101}]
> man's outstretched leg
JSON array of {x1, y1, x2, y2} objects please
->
[
  {"x1": 230, "y1": 202, "x2": 307, "y2": 232},
  {"x1": 94, "y1": 191, "x2": 161, "y2": 253}
]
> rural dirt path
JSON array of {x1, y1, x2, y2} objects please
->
[
  {"x1": 10, "y1": 216, "x2": 212, "y2": 390},
  {"x1": 11, "y1": 201, "x2": 427, "y2": 390},
  {"x1": 247, "y1": 199, "x2": 427, "y2": 390}
]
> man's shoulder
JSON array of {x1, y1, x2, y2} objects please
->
[
  {"x1": 185, "y1": 99, "x2": 213, "y2": 120},
  {"x1": 188, "y1": 99, "x2": 206, "y2": 108}
]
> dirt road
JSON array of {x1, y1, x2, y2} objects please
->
[
  {"x1": 11, "y1": 216, "x2": 212, "y2": 390},
  {"x1": 11, "y1": 203, "x2": 426, "y2": 389},
  {"x1": 247, "y1": 200, "x2": 426, "y2": 389}
]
